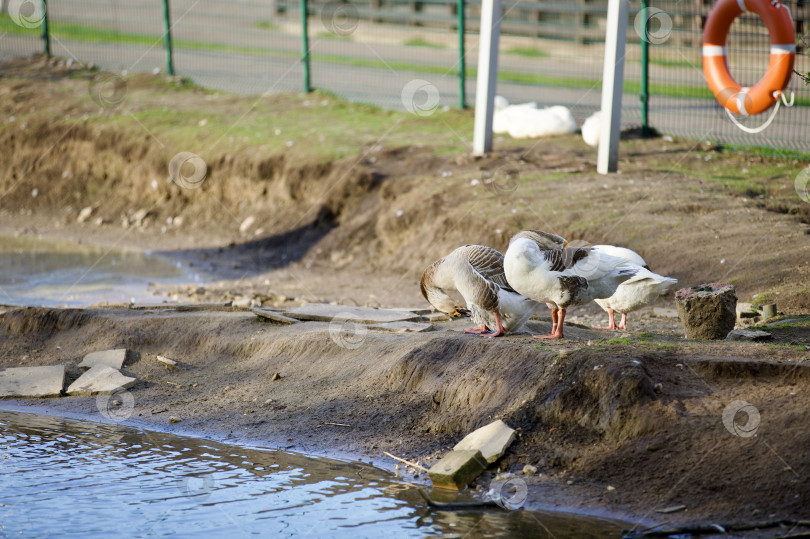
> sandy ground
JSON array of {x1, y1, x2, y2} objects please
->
[{"x1": 2, "y1": 57, "x2": 810, "y2": 535}]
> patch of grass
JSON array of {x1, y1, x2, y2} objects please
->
[
  {"x1": 506, "y1": 47, "x2": 549, "y2": 58},
  {"x1": 254, "y1": 20, "x2": 281, "y2": 31},
  {"x1": 404, "y1": 37, "x2": 445, "y2": 48},
  {"x1": 606, "y1": 337, "x2": 633, "y2": 345},
  {"x1": 317, "y1": 32, "x2": 353, "y2": 40}
]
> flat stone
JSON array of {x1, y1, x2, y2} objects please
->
[
  {"x1": 282, "y1": 303, "x2": 422, "y2": 324},
  {"x1": 736, "y1": 302, "x2": 759, "y2": 319},
  {"x1": 0, "y1": 365, "x2": 65, "y2": 398},
  {"x1": 156, "y1": 355, "x2": 178, "y2": 367},
  {"x1": 765, "y1": 318, "x2": 803, "y2": 327},
  {"x1": 367, "y1": 321, "x2": 434, "y2": 333},
  {"x1": 428, "y1": 449, "x2": 488, "y2": 490},
  {"x1": 251, "y1": 308, "x2": 298, "y2": 325},
  {"x1": 174, "y1": 302, "x2": 233, "y2": 312},
  {"x1": 66, "y1": 365, "x2": 137, "y2": 396},
  {"x1": 453, "y1": 419, "x2": 516, "y2": 464},
  {"x1": 393, "y1": 307, "x2": 434, "y2": 315},
  {"x1": 675, "y1": 283, "x2": 737, "y2": 340},
  {"x1": 424, "y1": 312, "x2": 452, "y2": 322},
  {"x1": 727, "y1": 329, "x2": 772, "y2": 341},
  {"x1": 78, "y1": 349, "x2": 129, "y2": 369}
]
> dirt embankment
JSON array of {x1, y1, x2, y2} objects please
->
[
  {"x1": 1, "y1": 56, "x2": 809, "y2": 311},
  {"x1": 1, "y1": 306, "x2": 809, "y2": 530}
]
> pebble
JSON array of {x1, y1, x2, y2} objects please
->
[
  {"x1": 271, "y1": 373, "x2": 282, "y2": 381},
  {"x1": 522, "y1": 464, "x2": 538, "y2": 475},
  {"x1": 169, "y1": 416, "x2": 181, "y2": 424}
]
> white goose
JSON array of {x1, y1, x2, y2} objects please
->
[
  {"x1": 590, "y1": 245, "x2": 677, "y2": 330},
  {"x1": 504, "y1": 230, "x2": 639, "y2": 339},
  {"x1": 420, "y1": 245, "x2": 538, "y2": 337}
]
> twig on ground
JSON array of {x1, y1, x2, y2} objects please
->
[{"x1": 383, "y1": 451, "x2": 429, "y2": 473}]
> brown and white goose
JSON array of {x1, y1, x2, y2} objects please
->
[
  {"x1": 504, "y1": 230, "x2": 638, "y2": 339},
  {"x1": 420, "y1": 245, "x2": 537, "y2": 337}
]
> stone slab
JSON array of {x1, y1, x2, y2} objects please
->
[
  {"x1": 367, "y1": 321, "x2": 434, "y2": 333},
  {"x1": 174, "y1": 302, "x2": 233, "y2": 312},
  {"x1": 727, "y1": 329, "x2": 772, "y2": 341},
  {"x1": 428, "y1": 449, "x2": 488, "y2": 490},
  {"x1": 66, "y1": 365, "x2": 137, "y2": 396},
  {"x1": 0, "y1": 365, "x2": 65, "y2": 398},
  {"x1": 251, "y1": 308, "x2": 299, "y2": 325},
  {"x1": 282, "y1": 303, "x2": 422, "y2": 324},
  {"x1": 423, "y1": 312, "x2": 452, "y2": 322},
  {"x1": 453, "y1": 419, "x2": 516, "y2": 464},
  {"x1": 78, "y1": 349, "x2": 129, "y2": 369}
]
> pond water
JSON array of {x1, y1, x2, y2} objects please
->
[
  {"x1": 0, "y1": 234, "x2": 195, "y2": 307},
  {"x1": 0, "y1": 410, "x2": 627, "y2": 538}
]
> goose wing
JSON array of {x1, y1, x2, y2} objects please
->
[{"x1": 462, "y1": 245, "x2": 515, "y2": 292}]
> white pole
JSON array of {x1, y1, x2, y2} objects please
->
[
  {"x1": 472, "y1": 0, "x2": 501, "y2": 156},
  {"x1": 597, "y1": 0, "x2": 628, "y2": 174}
]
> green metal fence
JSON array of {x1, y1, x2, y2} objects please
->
[{"x1": 0, "y1": 0, "x2": 808, "y2": 154}]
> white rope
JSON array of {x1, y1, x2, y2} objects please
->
[
  {"x1": 725, "y1": 99, "x2": 781, "y2": 134},
  {"x1": 725, "y1": 73, "x2": 795, "y2": 134}
]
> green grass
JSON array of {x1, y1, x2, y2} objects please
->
[
  {"x1": 254, "y1": 20, "x2": 280, "y2": 31},
  {"x1": 506, "y1": 47, "x2": 549, "y2": 58},
  {"x1": 403, "y1": 37, "x2": 445, "y2": 49}
]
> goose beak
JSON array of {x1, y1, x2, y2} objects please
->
[
  {"x1": 452, "y1": 308, "x2": 471, "y2": 318},
  {"x1": 563, "y1": 240, "x2": 568, "y2": 248}
]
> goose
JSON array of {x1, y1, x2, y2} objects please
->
[
  {"x1": 581, "y1": 110, "x2": 601, "y2": 147},
  {"x1": 504, "y1": 230, "x2": 639, "y2": 339},
  {"x1": 590, "y1": 245, "x2": 677, "y2": 330},
  {"x1": 420, "y1": 245, "x2": 538, "y2": 337},
  {"x1": 492, "y1": 97, "x2": 577, "y2": 139}
]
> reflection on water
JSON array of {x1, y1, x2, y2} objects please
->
[
  {"x1": 0, "y1": 234, "x2": 191, "y2": 306},
  {"x1": 0, "y1": 410, "x2": 626, "y2": 537}
]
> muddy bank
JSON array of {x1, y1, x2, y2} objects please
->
[
  {"x1": 2, "y1": 56, "x2": 810, "y2": 312},
  {"x1": 1, "y1": 305, "x2": 808, "y2": 532}
]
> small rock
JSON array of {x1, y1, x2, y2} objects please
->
[
  {"x1": 727, "y1": 329, "x2": 772, "y2": 342},
  {"x1": 271, "y1": 373, "x2": 282, "y2": 381},
  {"x1": 606, "y1": 485, "x2": 616, "y2": 491},
  {"x1": 239, "y1": 216, "x2": 256, "y2": 235},
  {"x1": 169, "y1": 416, "x2": 181, "y2": 424},
  {"x1": 653, "y1": 382, "x2": 663, "y2": 392},
  {"x1": 132, "y1": 209, "x2": 149, "y2": 225},
  {"x1": 232, "y1": 296, "x2": 252, "y2": 309},
  {"x1": 566, "y1": 480, "x2": 574, "y2": 485},
  {"x1": 156, "y1": 355, "x2": 178, "y2": 367},
  {"x1": 77, "y1": 206, "x2": 93, "y2": 223},
  {"x1": 522, "y1": 465, "x2": 538, "y2": 475},
  {"x1": 675, "y1": 283, "x2": 737, "y2": 339}
]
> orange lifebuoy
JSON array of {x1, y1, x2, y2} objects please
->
[{"x1": 702, "y1": 0, "x2": 795, "y2": 116}]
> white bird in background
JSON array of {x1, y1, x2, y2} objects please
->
[
  {"x1": 420, "y1": 245, "x2": 537, "y2": 337},
  {"x1": 590, "y1": 245, "x2": 678, "y2": 330},
  {"x1": 581, "y1": 110, "x2": 601, "y2": 147},
  {"x1": 493, "y1": 96, "x2": 577, "y2": 139},
  {"x1": 504, "y1": 230, "x2": 638, "y2": 339}
]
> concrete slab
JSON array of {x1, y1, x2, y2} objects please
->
[
  {"x1": 367, "y1": 321, "x2": 434, "y2": 333},
  {"x1": 66, "y1": 365, "x2": 137, "y2": 396},
  {"x1": 78, "y1": 349, "x2": 129, "y2": 369},
  {"x1": 0, "y1": 365, "x2": 65, "y2": 398},
  {"x1": 428, "y1": 450, "x2": 488, "y2": 490},
  {"x1": 453, "y1": 420, "x2": 516, "y2": 464},
  {"x1": 282, "y1": 303, "x2": 422, "y2": 324},
  {"x1": 423, "y1": 312, "x2": 452, "y2": 322},
  {"x1": 251, "y1": 308, "x2": 299, "y2": 325}
]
